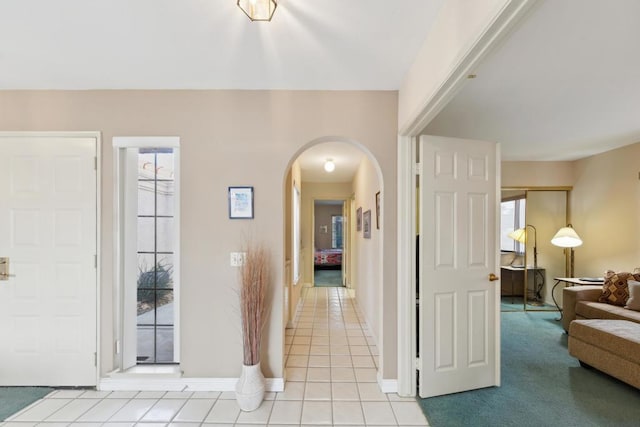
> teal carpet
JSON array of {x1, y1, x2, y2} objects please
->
[
  {"x1": 314, "y1": 269, "x2": 343, "y2": 287},
  {"x1": 418, "y1": 312, "x2": 640, "y2": 427},
  {"x1": 0, "y1": 387, "x2": 54, "y2": 421},
  {"x1": 501, "y1": 296, "x2": 557, "y2": 312}
]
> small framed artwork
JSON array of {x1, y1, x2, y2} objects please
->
[
  {"x1": 356, "y1": 207, "x2": 362, "y2": 231},
  {"x1": 375, "y1": 191, "x2": 381, "y2": 230},
  {"x1": 228, "y1": 186, "x2": 254, "y2": 219},
  {"x1": 363, "y1": 210, "x2": 372, "y2": 239}
]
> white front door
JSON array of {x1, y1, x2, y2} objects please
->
[
  {"x1": 418, "y1": 135, "x2": 500, "y2": 398},
  {"x1": 0, "y1": 134, "x2": 98, "y2": 386}
]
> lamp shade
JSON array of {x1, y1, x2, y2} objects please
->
[
  {"x1": 551, "y1": 226, "x2": 583, "y2": 248},
  {"x1": 237, "y1": 0, "x2": 277, "y2": 21},
  {"x1": 508, "y1": 228, "x2": 527, "y2": 244}
]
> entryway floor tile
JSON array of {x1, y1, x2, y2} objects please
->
[{"x1": 5, "y1": 288, "x2": 432, "y2": 427}]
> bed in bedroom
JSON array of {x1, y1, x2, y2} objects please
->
[{"x1": 314, "y1": 248, "x2": 342, "y2": 269}]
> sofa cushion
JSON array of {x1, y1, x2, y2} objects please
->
[
  {"x1": 576, "y1": 301, "x2": 640, "y2": 324},
  {"x1": 569, "y1": 319, "x2": 640, "y2": 365},
  {"x1": 625, "y1": 280, "x2": 640, "y2": 311},
  {"x1": 599, "y1": 271, "x2": 639, "y2": 306}
]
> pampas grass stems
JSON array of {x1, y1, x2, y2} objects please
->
[{"x1": 239, "y1": 243, "x2": 270, "y2": 366}]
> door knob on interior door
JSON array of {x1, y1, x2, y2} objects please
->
[
  {"x1": 0, "y1": 257, "x2": 15, "y2": 280},
  {"x1": 488, "y1": 273, "x2": 500, "y2": 282}
]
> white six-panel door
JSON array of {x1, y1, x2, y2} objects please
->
[
  {"x1": 418, "y1": 135, "x2": 500, "y2": 398},
  {"x1": 0, "y1": 134, "x2": 98, "y2": 386}
]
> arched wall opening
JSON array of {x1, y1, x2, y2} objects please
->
[{"x1": 283, "y1": 135, "x2": 386, "y2": 378}]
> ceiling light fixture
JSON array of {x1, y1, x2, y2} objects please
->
[
  {"x1": 324, "y1": 159, "x2": 335, "y2": 173},
  {"x1": 237, "y1": 0, "x2": 277, "y2": 22}
]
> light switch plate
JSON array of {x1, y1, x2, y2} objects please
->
[{"x1": 230, "y1": 252, "x2": 246, "y2": 267}]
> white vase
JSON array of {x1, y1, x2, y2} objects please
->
[{"x1": 235, "y1": 362, "x2": 266, "y2": 411}]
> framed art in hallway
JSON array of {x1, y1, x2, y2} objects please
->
[
  {"x1": 375, "y1": 191, "x2": 381, "y2": 229},
  {"x1": 228, "y1": 186, "x2": 254, "y2": 219},
  {"x1": 356, "y1": 207, "x2": 362, "y2": 231},
  {"x1": 363, "y1": 209, "x2": 371, "y2": 238}
]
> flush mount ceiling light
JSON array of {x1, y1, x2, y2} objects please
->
[
  {"x1": 237, "y1": 0, "x2": 277, "y2": 22},
  {"x1": 324, "y1": 159, "x2": 335, "y2": 173}
]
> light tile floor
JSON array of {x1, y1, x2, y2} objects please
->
[{"x1": 2, "y1": 287, "x2": 429, "y2": 426}]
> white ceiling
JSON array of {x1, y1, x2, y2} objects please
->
[
  {"x1": 0, "y1": 0, "x2": 444, "y2": 90},
  {"x1": 424, "y1": 0, "x2": 640, "y2": 161},
  {"x1": 296, "y1": 142, "x2": 365, "y2": 183},
  {"x1": 2, "y1": 0, "x2": 639, "y2": 169}
]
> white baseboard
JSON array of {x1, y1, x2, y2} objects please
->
[
  {"x1": 99, "y1": 376, "x2": 285, "y2": 392},
  {"x1": 377, "y1": 373, "x2": 398, "y2": 394}
]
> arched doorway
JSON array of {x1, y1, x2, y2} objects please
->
[{"x1": 283, "y1": 136, "x2": 385, "y2": 374}]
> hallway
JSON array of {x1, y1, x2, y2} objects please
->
[{"x1": 3, "y1": 287, "x2": 429, "y2": 426}]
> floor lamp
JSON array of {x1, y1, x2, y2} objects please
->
[
  {"x1": 551, "y1": 224, "x2": 583, "y2": 277},
  {"x1": 508, "y1": 225, "x2": 538, "y2": 270},
  {"x1": 508, "y1": 224, "x2": 541, "y2": 303}
]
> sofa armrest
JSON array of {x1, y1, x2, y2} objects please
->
[{"x1": 562, "y1": 285, "x2": 602, "y2": 332}]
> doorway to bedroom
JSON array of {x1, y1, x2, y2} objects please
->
[{"x1": 313, "y1": 199, "x2": 345, "y2": 287}]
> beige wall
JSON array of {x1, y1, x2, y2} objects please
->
[
  {"x1": 503, "y1": 143, "x2": 640, "y2": 283},
  {"x1": 502, "y1": 161, "x2": 574, "y2": 187},
  {"x1": 351, "y1": 157, "x2": 382, "y2": 349},
  {"x1": 571, "y1": 142, "x2": 640, "y2": 276},
  {"x1": 0, "y1": 90, "x2": 398, "y2": 380},
  {"x1": 508, "y1": 143, "x2": 640, "y2": 279}
]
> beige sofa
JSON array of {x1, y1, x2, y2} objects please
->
[
  {"x1": 563, "y1": 286, "x2": 640, "y2": 388},
  {"x1": 562, "y1": 285, "x2": 640, "y2": 332},
  {"x1": 568, "y1": 319, "x2": 640, "y2": 388}
]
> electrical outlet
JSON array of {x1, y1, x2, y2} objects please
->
[{"x1": 230, "y1": 252, "x2": 247, "y2": 267}]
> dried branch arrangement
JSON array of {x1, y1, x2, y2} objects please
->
[{"x1": 239, "y1": 243, "x2": 270, "y2": 366}]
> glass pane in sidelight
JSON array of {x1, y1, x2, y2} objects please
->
[
  {"x1": 137, "y1": 217, "x2": 155, "y2": 252},
  {"x1": 156, "y1": 181, "x2": 175, "y2": 217}
]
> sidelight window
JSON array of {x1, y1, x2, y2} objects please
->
[{"x1": 114, "y1": 137, "x2": 180, "y2": 371}]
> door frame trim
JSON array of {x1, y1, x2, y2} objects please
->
[
  {"x1": 0, "y1": 131, "x2": 102, "y2": 386},
  {"x1": 395, "y1": 0, "x2": 538, "y2": 396},
  {"x1": 311, "y1": 198, "x2": 348, "y2": 287}
]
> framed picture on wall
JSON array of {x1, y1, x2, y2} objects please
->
[
  {"x1": 356, "y1": 207, "x2": 362, "y2": 231},
  {"x1": 363, "y1": 210, "x2": 372, "y2": 239},
  {"x1": 228, "y1": 186, "x2": 254, "y2": 219},
  {"x1": 375, "y1": 191, "x2": 381, "y2": 230}
]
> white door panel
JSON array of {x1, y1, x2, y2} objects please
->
[
  {"x1": 419, "y1": 135, "x2": 499, "y2": 398},
  {"x1": 0, "y1": 135, "x2": 98, "y2": 386}
]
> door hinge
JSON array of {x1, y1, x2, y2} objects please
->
[
  {"x1": 94, "y1": 255, "x2": 97, "y2": 268},
  {"x1": 94, "y1": 352, "x2": 97, "y2": 367},
  {"x1": 413, "y1": 163, "x2": 422, "y2": 175},
  {"x1": 94, "y1": 157, "x2": 98, "y2": 170},
  {"x1": 415, "y1": 357, "x2": 421, "y2": 371}
]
